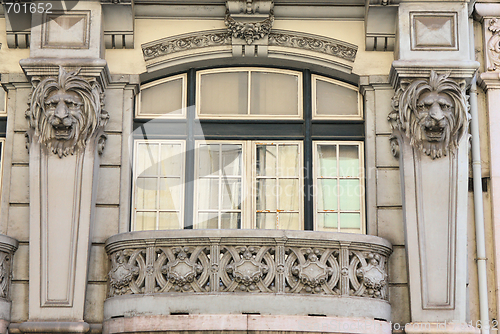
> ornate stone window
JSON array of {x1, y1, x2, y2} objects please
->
[{"x1": 132, "y1": 67, "x2": 364, "y2": 232}]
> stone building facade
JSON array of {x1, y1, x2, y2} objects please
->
[{"x1": 0, "y1": 0, "x2": 498, "y2": 334}]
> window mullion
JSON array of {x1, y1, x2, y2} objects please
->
[
  {"x1": 337, "y1": 144, "x2": 341, "y2": 232},
  {"x1": 247, "y1": 71, "x2": 252, "y2": 115}
]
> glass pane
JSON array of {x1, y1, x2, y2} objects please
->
[
  {"x1": 339, "y1": 145, "x2": 359, "y2": 177},
  {"x1": 256, "y1": 213, "x2": 277, "y2": 229},
  {"x1": 317, "y1": 145, "x2": 337, "y2": 177},
  {"x1": 136, "y1": 212, "x2": 156, "y2": 230},
  {"x1": 278, "y1": 145, "x2": 299, "y2": 177},
  {"x1": 317, "y1": 213, "x2": 338, "y2": 230},
  {"x1": 198, "y1": 179, "x2": 219, "y2": 210},
  {"x1": 339, "y1": 179, "x2": 361, "y2": 211},
  {"x1": 278, "y1": 213, "x2": 300, "y2": 230},
  {"x1": 317, "y1": 179, "x2": 337, "y2": 211},
  {"x1": 136, "y1": 143, "x2": 159, "y2": 176},
  {"x1": 197, "y1": 212, "x2": 219, "y2": 229},
  {"x1": 278, "y1": 179, "x2": 299, "y2": 211},
  {"x1": 159, "y1": 178, "x2": 182, "y2": 210},
  {"x1": 136, "y1": 178, "x2": 157, "y2": 210},
  {"x1": 315, "y1": 79, "x2": 358, "y2": 116},
  {"x1": 221, "y1": 213, "x2": 241, "y2": 229},
  {"x1": 250, "y1": 72, "x2": 299, "y2": 115},
  {"x1": 340, "y1": 213, "x2": 361, "y2": 229},
  {"x1": 256, "y1": 145, "x2": 276, "y2": 177},
  {"x1": 221, "y1": 144, "x2": 242, "y2": 176},
  {"x1": 158, "y1": 212, "x2": 181, "y2": 230},
  {"x1": 198, "y1": 144, "x2": 220, "y2": 177},
  {"x1": 221, "y1": 178, "x2": 241, "y2": 210},
  {"x1": 256, "y1": 179, "x2": 277, "y2": 211},
  {"x1": 160, "y1": 144, "x2": 182, "y2": 176},
  {"x1": 140, "y1": 78, "x2": 183, "y2": 116},
  {"x1": 200, "y1": 72, "x2": 248, "y2": 115}
]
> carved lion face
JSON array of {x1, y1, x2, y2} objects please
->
[
  {"x1": 26, "y1": 66, "x2": 107, "y2": 158},
  {"x1": 391, "y1": 71, "x2": 468, "y2": 159}
]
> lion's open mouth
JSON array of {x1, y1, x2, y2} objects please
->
[
  {"x1": 53, "y1": 124, "x2": 74, "y2": 140},
  {"x1": 424, "y1": 127, "x2": 445, "y2": 141}
]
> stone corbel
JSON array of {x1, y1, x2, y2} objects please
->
[
  {"x1": 4, "y1": 10, "x2": 31, "y2": 48},
  {"x1": 364, "y1": 0, "x2": 397, "y2": 51},
  {"x1": 102, "y1": 0, "x2": 134, "y2": 49},
  {"x1": 225, "y1": 0, "x2": 274, "y2": 57}
]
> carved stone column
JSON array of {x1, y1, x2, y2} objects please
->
[
  {"x1": 0, "y1": 235, "x2": 18, "y2": 333},
  {"x1": 17, "y1": 0, "x2": 109, "y2": 328}
]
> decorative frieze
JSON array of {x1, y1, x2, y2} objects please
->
[
  {"x1": 26, "y1": 66, "x2": 109, "y2": 158},
  {"x1": 225, "y1": 11, "x2": 274, "y2": 45},
  {"x1": 105, "y1": 231, "x2": 391, "y2": 301},
  {"x1": 388, "y1": 71, "x2": 469, "y2": 159}
]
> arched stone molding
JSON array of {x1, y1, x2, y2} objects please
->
[{"x1": 140, "y1": 29, "x2": 358, "y2": 82}]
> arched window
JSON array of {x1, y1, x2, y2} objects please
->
[{"x1": 132, "y1": 68, "x2": 364, "y2": 233}]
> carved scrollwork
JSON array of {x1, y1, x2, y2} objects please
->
[
  {"x1": 108, "y1": 250, "x2": 143, "y2": 296},
  {"x1": 224, "y1": 11, "x2": 274, "y2": 45},
  {"x1": 349, "y1": 251, "x2": 388, "y2": 299},
  {"x1": 389, "y1": 71, "x2": 469, "y2": 159},
  {"x1": 487, "y1": 18, "x2": 500, "y2": 71},
  {"x1": 285, "y1": 248, "x2": 340, "y2": 294},
  {"x1": 0, "y1": 253, "x2": 11, "y2": 300},
  {"x1": 221, "y1": 246, "x2": 275, "y2": 292},
  {"x1": 26, "y1": 66, "x2": 109, "y2": 158}
]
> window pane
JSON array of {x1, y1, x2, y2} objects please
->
[
  {"x1": 250, "y1": 72, "x2": 299, "y2": 115},
  {"x1": 200, "y1": 72, "x2": 248, "y2": 115},
  {"x1": 278, "y1": 179, "x2": 299, "y2": 211},
  {"x1": 340, "y1": 213, "x2": 361, "y2": 229},
  {"x1": 317, "y1": 213, "x2": 338, "y2": 230},
  {"x1": 317, "y1": 179, "x2": 337, "y2": 211},
  {"x1": 256, "y1": 145, "x2": 276, "y2": 177},
  {"x1": 158, "y1": 212, "x2": 182, "y2": 230},
  {"x1": 318, "y1": 145, "x2": 337, "y2": 177},
  {"x1": 221, "y1": 178, "x2": 241, "y2": 210},
  {"x1": 256, "y1": 213, "x2": 277, "y2": 229},
  {"x1": 136, "y1": 143, "x2": 159, "y2": 176},
  {"x1": 140, "y1": 78, "x2": 183, "y2": 116},
  {"x1": 315, "y1": 79, "x2": 359, "y2": 117},
  {"x1": 339, "y1": 179, "x2": 361, "y2": 211},
  {"x1": 279, "y1": 213, "x2": 300, "y2": 230},
  {"x1": 136, "y1": 212, "x2": 156, "y2": 230},
  {"x1": 159, "y1": 178, "x2": 182, "y2": 210},
  {"x1": 339, "y1": 145, "x2": 359, "y2": 177},
  {"x1": 278, "y1": 145, "x2": 299, "y2": 177},
  {"x1": 222, "y1": 144, "x2": 242, "y2": 176},
  {"x1": 198, "y1": 144, "x2": 220, "y2": 177},
  {"x1": 160, "y1": 144, "x2": 182, "y2": 176},
  {"x1": 197, "y1": 178, "x2": 219, "y2": 210},
  {"x1": 221, "y1": 213, "x2": 241, "y2": 229},
  {"x1": 197, "y1": 212, "x2": 219, "y2": 229},
  {"x1": 256, "y1": 179, "x2": 277, "y2": 211},
  {"x1": 136, "y1": 178, "x2": 157, "y2": 210}
]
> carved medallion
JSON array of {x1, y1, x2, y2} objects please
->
[
  {"x1": 291, "y1": 249, "x2": 334, "y2": 293},
  {"x1": 389, "y1": 71, "x2": 469, "y2": 159},
  {"x1": 225, "y1": 11, "x2": 274, "y2": 44},
  {"x1": 226, "y1": 247, "x2": 269, "y2": 291},
  {"x1": 26, "y1": 66, "x2": 109, "y2": 158},
  {"x1": 356, "y1": 253, "x2": 387, "y2": 298},
  {"x1": 108, "y1": 251, "x2": 140, "y2": 296},
  {"x1": 162, "y1": 247, "x2": 203, "y2": 291}
]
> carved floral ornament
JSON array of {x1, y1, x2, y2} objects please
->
[
  {"x1": 26, "y1": 66, "x2": 109, "y2": 158},
  {"x1": 487, "y1": 18, "x2": 500, "y2": 71},
  {"x1": 388, "y1": 71, "x2": 469, "y2": 159},
  {"x1": 224, "y1": 10, "x2": 274, "y2": 45}
]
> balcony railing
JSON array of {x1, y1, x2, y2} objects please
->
[{"x1": 104, "y1": 229, "x2": 392, "y2": 321}]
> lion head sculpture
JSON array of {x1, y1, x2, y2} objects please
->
[
  {"x1": 26, "y1": 66, "x2": 108, "y2": 158},
  {"x1": 390, "y1": 71, "x2": 469, "y2": 159}
]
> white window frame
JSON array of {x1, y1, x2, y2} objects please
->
[
  {"x1": 311, "y1": 74, "x2": 363, "y2": 120},
  {"x1": 135, "y1": 73, "x2": 187, "y2": 119},
  {"x1": 196, "y1": 67, "x2": 303, "y2": 120},
  {"x1": 313, "y1": 141, "x2": 365, "y2": 233},
  {"x1": 193, "y1": 140, "x2": 249, "y2": 229},
  {"x1": 252, "y1": 141, "x2": 304, "y2": 230},
  {"x1": 131, "y1": 139, "x2": 186, "y2": 231},
  {"x1": 0, "y1": 88, "x2": 7, "y2": 116}
]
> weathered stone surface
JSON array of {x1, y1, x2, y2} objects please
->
[
  {"x1": 376, "y1": 169, "x2": 402, "y2": 207},
  {"x1": 97, "y1": 168, "x2": 121, "y2": 205}
]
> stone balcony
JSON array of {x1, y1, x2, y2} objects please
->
[{"x1": 103, "y1": 229, "x2": 392, "y2": 333}]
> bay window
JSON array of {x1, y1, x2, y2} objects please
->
[{"x1": 132, "y1": 68, "x2": 364, "y2": 233}]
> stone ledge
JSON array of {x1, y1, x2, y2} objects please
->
[{"x1": 103, "y1": 314, "x2": 391, "y2": 334}]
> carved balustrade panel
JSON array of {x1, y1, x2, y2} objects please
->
[{"x1": 106, "y1": 232, "x2": 392, "y2": 302}]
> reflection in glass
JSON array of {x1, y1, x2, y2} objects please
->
[
  {"x1": 200, "y1": 72, "x2": 248, "y2": 115},
  {"x1": 140, "y1": 78, "x2": 183, "y2": 116},
  {"x1": 339, "y1": 145, "x2": 359, "y2": 177},
  {"x1": 250, "y1": 72, "x2": 299, "y2": 115}
]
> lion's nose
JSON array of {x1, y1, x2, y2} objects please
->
[
  {"x1": 429, "y1": 103, "x2": 445, "y2": 121},
  {"x1": 54, "y1": 101, "x2": 69, "y2": 120}
]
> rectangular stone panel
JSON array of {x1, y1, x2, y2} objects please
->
[
  {"x1": 42, "y1": 11, "x2": 90, "y2": 49},
  {"x1": 377, "y1": 208, "x2": 404, "y2": 246},
  {"x1": 376, "y1": 169, "x2": 402, "y2": 207},
  {"x1": 12, "y1": 132, "x2": 29, "y2": 164},
  {"x1": 93, "y1": 207, "x2": 119, "y2": 243},
  {"x1": 10, "y1": 283, "x2": 28, "y2": 322},
  {"x1": 87, "y1": 245, "x2": 107, "y2": 282},
  {"x1": 389, "y1": 285, "x2": 410, "y2": 326},
  {"x1": 96, "y1": 167, "x2": 121, "y2": 205},
  {"x1": 411, "y1": 12, "x2": 458, "y2": 51},
  {"x1": 388, "y1": 246, "x2": 407, "y2": 284},
  {"x1": 13, "y1": 244, "x2": 29, "y2": 281},
  {"x1": 376, "y1": 135, "x2": 399, "y2": 168},
  {"x1": 7, "y1": 206, "x2": 29, "y2": 242},
  {"x1": 101, "y1": 134, "x2": 122, "y2": 166},
  {"x1": 9, "y1": 166, "x2": 29, "y2": 204},
  {"x1": 84, "y1": 283, "x2": 106, "y2": 323}
]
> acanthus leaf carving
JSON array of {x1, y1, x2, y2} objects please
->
[
  {"x1": 224, "y1": 11, "x2": 274, "y2": 45},
  {"x1": 389, "y1": 71, "x2": 470, "y2": 159},
  {"x1": 26, "y1": 66, "x2": 108, "y2": 158},
  {"x1": 487, "y1": 18, "x2": 500, "y2": 71}
]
